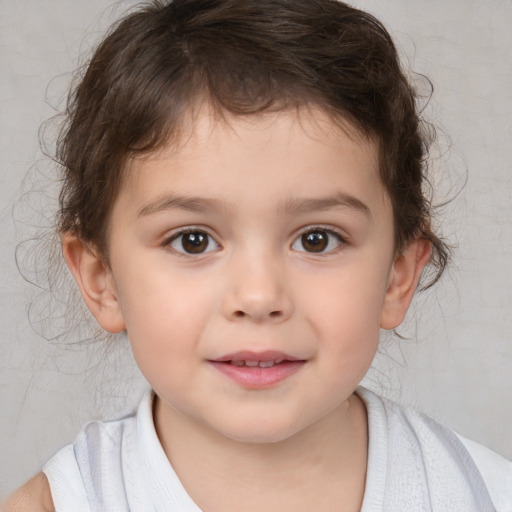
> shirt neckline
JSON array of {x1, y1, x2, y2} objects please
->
[{"x1": 137, "y1": 387, "x2": 386, "y2": 510}]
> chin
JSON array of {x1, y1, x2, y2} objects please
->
[
  {"x1": 211, "y1": 415, "x2": 305, "y2": 445},
  {"x1": 225, "y1": 431, "x2": 298, "y2": 445}
]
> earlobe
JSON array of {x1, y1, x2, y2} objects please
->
[
  {"x1": 61, "y1": 233, "x2": 126, "y2": 333},
  {"x1": 380, "y1": 238, "x2": 431, "y2": 330}
]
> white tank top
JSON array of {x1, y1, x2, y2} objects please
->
[{"x1": 43, "y1": 388, "x2": 512, "y2": 511}]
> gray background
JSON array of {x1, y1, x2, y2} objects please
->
[{"x1": 1, "y1": 0, "x2": 511, "y2": 497}]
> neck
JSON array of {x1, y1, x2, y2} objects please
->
[{"x1": 154, "y1": 393, "x2": 368, "y2": 512}]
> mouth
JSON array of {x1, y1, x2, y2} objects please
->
[
  {"x1": 229, "y1": 359, "x2": 289, "y2": 367},
  {"x1": 208, "y1": 351, "x2": 306, "y2": 388}
]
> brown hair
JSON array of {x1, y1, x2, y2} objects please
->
[{"x1": 57, "y1": 0, "x2": 449, "y2": 285}]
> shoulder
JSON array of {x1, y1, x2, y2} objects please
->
[
  {"x1": 41, "y1": 393, "x2": 149, "y2": 511},
  {"x1": 42, "y1": 416, "x2": 137, "y2": 510},
  {"x1": 457, "y1": 433, "x2": 512, "y2": 511},
  {"x1": 358, "y1": 387, "x2": 512, "y2": 511},
  {"x1": 2, "y1": 473, "x2": 54, "y2": 512}
]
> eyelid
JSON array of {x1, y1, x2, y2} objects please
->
[{"x1": 295, "y1": 224, "x2": 347, "y2": 240}]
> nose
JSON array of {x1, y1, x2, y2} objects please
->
[{"x1": 222, "y1": 253, "x2": 293, "y2": 323}]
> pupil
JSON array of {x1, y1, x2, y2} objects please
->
[
  {"x1": 302, "y1": 231, "x2": 328, "y2": 252},
  {"x1": 183, "y1": 232, "x2": 208, "y2": 253}
]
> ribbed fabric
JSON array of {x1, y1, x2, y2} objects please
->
[{"x1": 43, "y1": 388, "x2": 511, "y2": 511}]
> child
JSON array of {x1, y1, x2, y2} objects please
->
[{"x1": 5, "y1": 0, "x2": 511, "y2": 510}]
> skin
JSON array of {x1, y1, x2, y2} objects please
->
[
  {"x1": 2, "y1": 473, "x2": 54, "y2": 512},
  {"x1": 8, "y1": 108, "x2": 430, "y2": 511}
]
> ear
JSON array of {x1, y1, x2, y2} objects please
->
[
  {"x1": 61, "y1": 233, "x2": 126, "y2": 333},
  {"x1": 380, "y1": 238, "x2": 431, "y2": 330}
]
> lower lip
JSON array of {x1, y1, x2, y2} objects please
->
[{"x1": 209, "y1": 361, "x2": 305, "y2": 388}]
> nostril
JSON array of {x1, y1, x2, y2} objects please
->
[{"x1": 232, "y1": 310, "x2": 282, "y2": 319}]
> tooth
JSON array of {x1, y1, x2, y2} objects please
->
[
  {"x1": 259, "y1": 360, "x2": 275, "y2": 368},
  {"x1": 245, "y1": 360, "x2": 259, "y2": 367},
  {"x1": 232, "y1": 360, "x2": 244, "y2": 367}
]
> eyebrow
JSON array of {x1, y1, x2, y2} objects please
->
[
  {"x1": 137, "y1": 191, "x2": 372, "y2": 218},
  {"x1": 283, "y1": 193, "x2": 372, "y2": 218},
  {"x1": 138, "y1": 194, "x2": 227, "y2": 217}
]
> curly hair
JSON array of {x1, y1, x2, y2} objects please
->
[{"x1": 57, "y1": 0, "x2": 449, "y2": 285}]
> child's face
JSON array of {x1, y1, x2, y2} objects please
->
[{"x1": 83, "y1": 108, "x2": 420, "y2": 443}]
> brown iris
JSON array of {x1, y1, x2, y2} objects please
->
[
  {"x1": 301, "y1": 231, "x2": 328, "y2": 252},
  {"x1": 181, "y1": 231, "x2": 209, "y2": 253}
]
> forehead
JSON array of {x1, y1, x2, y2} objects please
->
[{"x1": 118, "y1": 107, "x2": 388, "y2": 218}]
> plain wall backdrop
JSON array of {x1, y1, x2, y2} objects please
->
[{"x1": 1, "y1": 0, "x2": 511, "y2": 497}]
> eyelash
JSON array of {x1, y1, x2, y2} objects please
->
[
  {"x1": 163, "y1": 226, "x2": 346, "y2": 256},
  {"x1": 292, "y1": 226, "x2": 346, "y2": 255},
  {"x1": 164, "y1": 228, "x2": 220, "y2": 256}
]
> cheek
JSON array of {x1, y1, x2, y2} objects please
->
[
  {"x1": 296, "y1": 260, "x2": 389, "y2": 373},
  {"x1": 299, "y1": 261, "x2": 390, "y2": 332},
  {"x1": 115, "y1": 250, "x2": 212, "y2": 323},
  {"x1": 113, "y1": 263, "x2": 216, "y2": 373}
]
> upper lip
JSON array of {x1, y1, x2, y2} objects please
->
[{"x1": 209, "y1": 350, "x2": 303, "y2": 363}]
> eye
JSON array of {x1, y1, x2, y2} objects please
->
[
  {"x1": 291, "y1": 228, "x2": 344, "y2": 254},
  {"x1": 168, "y1": 230, "x2": 219, "y2": 255}
]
